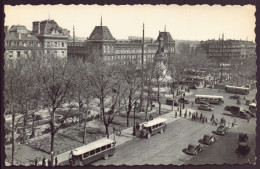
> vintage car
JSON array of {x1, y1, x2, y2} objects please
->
[
  {"x1": 199, "y1": 101, "x2": 211, "y2": 106},
  {"x1": 185, "y1": 144, "x2": 203, "y2": 155},
  {"x1": 202, "y1": 134, "x2": 217, "y2": 145},
  {"x1": 178, "y1": 98, "x2": 190, "y2": 104},
  {"x1": 198, "y1": 105, "x2": 214, "y2": 111},
  {"x1": 229, "y1": 95, "x2": 241, "y2": 99},
  {"x1": 224, "y1": 105, "x2": 231, "y2": 111},
  {"x1": 166, "y1": 98, "x2": 179, "y2": 106},
  {"x1": 215, "y1": 126, "x2": 228, "y2": 136}
]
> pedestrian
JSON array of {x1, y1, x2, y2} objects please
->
[
  {"x1": 211, "y1": 114, "x2": 215, "y2": 122},
  {"x1": 42, "y1": 156, "x2": 46, "y2": 166},
  {"x1": 247, "y1": 117, "x2": 250, "y2": 123},
  {"x1": 55, "y1": 157, "x2": 58, "y2": 166},
  {"x1": 184, "y1": 111, "x2": 187, "y2": 118},
  {"x1": 175, "y1": 111, "x2": 177, "y2": 118},
  {"x1": 200, "y1": 113, "x2": 203, "y2": 121},
  {"x1": 47, "y1": 159, "x2": 51, "y2": 167},
  {"x1": 189, "y1": 111, "x2": 191, "y2": 117},
  {"x1": 34, "y1": 156, "x2": 38, "y2": 166},
  {"x1": 185, "y1": 109, "x2": 187, "y2": 115},
  {"x1": 205, "y1": 117, "x2": 208, "y2": 123},
  {"x1": 179, "y1": 108, "x2": 182, "y2": 117},
  {"x1": 202, "y1": 117, "x2": 205, "y2": 124}
]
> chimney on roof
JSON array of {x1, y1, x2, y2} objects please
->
[{"x1": 4, "y1": 26, "x2": 9, "y2": 34}]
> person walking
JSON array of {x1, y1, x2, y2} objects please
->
[
  {"x1": 205, "y1": 117, "x2": 208, "y2": 123},
  {"x1": 34, "y1": 157, "x2": 38, "y2": 166},
  {"x1": 47, "y1": 159, "x2": 51, "y2": 167},
  {"x1": 42, "y1": 156, "x2": 46, "y2": 166},
  {"x1": 175, "y1": 111, "x2": 177, "y2": 118},
  {"x1": 189, "y1": 111, "x2": 191, "y2": 117},
  {"x1": 55, "y1": 157, "x2": 58, "y2": 166}
]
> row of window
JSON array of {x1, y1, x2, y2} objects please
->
[
  {"x1": 106, "y1": 54, "x2": 155, "y2": 60},
  {"x1": 151, "y1": 122, "x2": 165, "y2": 129},
  {"x1": 45, "y1": 41, "x2": 66, "y2": 48},
  {"x1": 5, "y1": 41, "x2": 41, "y2": 48},
  {"x1": 82, "y1": 143, "x2": 113, "y2": 159}
]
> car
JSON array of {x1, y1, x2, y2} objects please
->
[
  {"x1": 229, "y1": 95, "x2": 241, "y2": 99},
  {"x1": 185, "y1": 144, "x2": 203, "y2": 155},
  {"x1": 215, "y1": 126, "x2": 228, "y2": 135},
  {"x1": 224, "y1": 105, "x2": 231, "y2": 111},
  {"x1": 178, "y1": 98, "x2": 190, "y2": 104},
  {"x1": 198, "y1": 105, "x2": 214, "y2": 111},
  {"x1": 202, "y1": 134, "x2": 217, "y2": 145},
  {"x1": 166, "y1": 98, "x2": 179, "y2": 106},
  {"x1": 243, "y1": 110, "x2": 255, "y2": 118}
]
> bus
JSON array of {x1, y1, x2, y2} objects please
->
[
  {"x1": 69, "y1": 138, "x2": 116, "y2": 166},
  {"x1": 249, "y1": 103, "x2": 256, "y2": 113},
  {"x1": 135, "y1": 118, "x2": 167, "y2": 139},
  {"x1": 225, "y1": 85, "x2": 249, "y2": 95},
  {"x1": 195, "y1": 95, "x2": 224, "y2": 105}
]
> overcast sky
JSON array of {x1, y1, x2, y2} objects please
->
[{"x1": 4, "y1": 5, "x2": 255, "y2": 41}]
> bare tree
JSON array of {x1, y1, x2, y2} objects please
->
[
  {"x1": 35, "y1": 53, "x2": 75, "y2": 165},
  {"x1": 120, "y1": 60, "x2": 141, "y2": 126}
]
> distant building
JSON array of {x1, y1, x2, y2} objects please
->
[
  {"x1": 68, "y1": 20, "x2": 175, "y2": 67},
  {"x1": 200, "y1": 34, "x2": 256, "y2": 58},
  {"x1": 4, "y1": 19, "x2": 70, "y2": 60},
  {"x1": 4, "y1": 25, "x2": 42, "y2": 60},
  {"x1": 32, "y1": 19, "x2": 70, "y2": 57}
]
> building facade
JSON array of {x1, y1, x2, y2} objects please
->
[
  {"x1": 67, "y1": 23, "x2": 175, "y2": 67},
  {"x1": 4, "y1": 19, "x2": 70, "y2": 60},
  {"x1": 200, "y1": 34, "x2": 256, "y2": 58}
]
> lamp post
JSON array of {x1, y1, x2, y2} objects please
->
[{"x1": 133, "y1": 101, "x2": 137, "y2": 136}]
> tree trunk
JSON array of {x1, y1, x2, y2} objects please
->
[
  {"x1": 157, "y1": 82, "x2": 161, "y2": 115},
  {"x1": 50, "y1": 110, "x2": 55, "y2": 166},
  {"x1": 145, "y1": 91, "x2": 150, "y2": 121},
  {"x1": 31, "y1": 114, "x2": 35, "y2": 138},
  {"x1": 83, "y1": 120, "x2": 87, "y2": 143},
  {"x1": 126, "y1": 95, "x2": 132, "y2": 127},
  {"x1": 172, "y1": 91, "x2": 174, "y2": 111},
  {"x1": 22, "y1": 101, "x2": 28, "y2": 144},
  {"x1": 11, "y1": 107, "x2": 15, "y2": 165},
  {"x1": 105, "y1": 124, "x2": 109, "y2": 139}
]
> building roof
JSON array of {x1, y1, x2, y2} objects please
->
[
  {"x1": 143, "y1": 118, "x2": 167, "y2": 127},
  {"x1": 157, "y1": 32, "x2": 174, "y2": 43},
  {"x1": 5, "y1": 31, "x2": 40, "y2": 41},
  {"x1": 9, "y1": 25, "x2": 30, "y2": 34},
  {"x1": 88, "y1": 26, "x2": 114, "y2": 41},
  {"x1": 38, "y1": 20, "x2": 69, "y2": 36}
]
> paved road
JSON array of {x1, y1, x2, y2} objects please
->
[{"x1": 92, "y1": 119, "x2": 217, "y2": 165}]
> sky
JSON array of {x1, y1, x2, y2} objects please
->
[{"x1": 4, "y1": 5, "x2": 256, "y2": 41}]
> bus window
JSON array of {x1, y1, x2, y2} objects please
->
[
  {"x1": 107, "y1": 144, "x2": 111, "y2": 149},
  {"x1": 83, "y1": 152, "x2": 89, "y2": 158},
  {"x1": 90, "y1": 150, "x2": 95, "y2": 156},
  {"x1": 101, "y1": 145, "x2": 106, "y2": 151},
  {"x1": 96, "y1": 148, "x2": 101, "y2": 153}
]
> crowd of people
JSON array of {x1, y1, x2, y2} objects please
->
[{"x1": 34, "y1": 156, "x2": 58, "y2": 166}]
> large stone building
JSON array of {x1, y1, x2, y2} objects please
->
[
  {"x1": 4, "y1": 25, "x2": 42, "y2": 59},
  {"x1": 4, "y1": 19, "x2": 70, "y2": 60},
  {"x1": 200, "y1": 34, "x2": 256, "y2": 58},
  {"x1": 67, "y1": 22, "x2": 175, "y2": 66}
]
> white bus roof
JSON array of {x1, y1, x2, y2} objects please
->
[
  {"x1": 225, "y1": 85, "x2": 249, "y2": 90},
  {"x1": 143, "y1": 118, "x2": 167, "y2": 127},
  {"x1": 195, "y1": 95, "x2": 224, "y2": 99},
  {"x1": 249, "y1": 103, "x2": 256, "y2": 107},
  {"x1": 72, "y1": 138, "x2": 115, "y2": 156}
]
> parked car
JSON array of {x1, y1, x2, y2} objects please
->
[
  {"x1": 202, "y1": 134, "x2": 217, "y2": 145},
  {"x1": 198, "y1": 105, "x2": 214, "y2": 111},
  {"x1": 199, "y1": 101, "x2": 210, "y2": 106},
  {"x1": 166, "y1": 98, "x2": 179, "y2": 106},
  {"x1": 215, "y1": 126, "x2": 228, "y2": 135},
  {"x1": 224, "y1": 105, "x2": 231, "y2": 111},
  {"x1": 178, "y1": 98, "x2": 190, "y2": 104},
  {"x1": 185, "y1": 144, "x2": 203, "y2": 155},
  {"x1": 243, "y1": 110, "x2": 255, "y2": 118},
  {"x1": 229, "y1": 95, "x2": 241, "y2": 99}
]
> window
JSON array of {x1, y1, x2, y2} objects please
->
[
  {"x1": 83, "y1": 152, "x2": 89, "y2": 158},
  {"x1": 90, "y1": 150, "x2": 95, "y2": 156},
  {"x1": 107, "y1": 144, "x2": 111, "y2": 149},
  {"x1": 17, "y1": 51, "x2": 21, "y2": 57},
  {"x1": 55, "y1": 42, "x2": 57, "y2": 47},
  {"x1": 101, "y1": 146, "x2": 106, "y2": 151},
  {"x1": 96, "y1": 148, "x2": 101, "y2": 153}
]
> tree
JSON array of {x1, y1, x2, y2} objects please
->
[
  {"x1": 89, "y1": 58, "x2": 125, "y2": 138},
  {"x1": 34, "y1": 53, "x2": 75, "y2": 165},
  {"x1": 120, "y1": 60, "x2": 141, "y2": 126}
]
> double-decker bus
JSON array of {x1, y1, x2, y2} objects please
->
[
  {"x1": 69, "y1": 138, "x2": 115, "y2": 166},
  {"x1": 225, "y1": 85, "x2": 249, "y2": 95},
  {"x1": 135, "y1": 118, "x2": 167, "y2": 138},
  {"x1": 195, "y1": 95, "x2": 224, "y2": 104}
]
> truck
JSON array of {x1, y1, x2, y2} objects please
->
[{"x1": 230, "y1": 106, "x2": 250, "y2": 119}]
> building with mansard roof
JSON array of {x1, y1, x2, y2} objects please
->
[
  {"x1": 68, "y1": 21, "x2": 175, "y2": 67},
  {"x1": 4, "y1": 19, "x2": 70, "y2": 60}
]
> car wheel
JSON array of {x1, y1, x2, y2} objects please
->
[
  {"x1": 147, "y1": 133, "x2": 151, "y2": 139},
  {"x1": 160, "y1": 129, "x2": 163, "y2": 134},
  {"x1": 104, "y1": 153, "x2": 108, "y2": 160}
]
